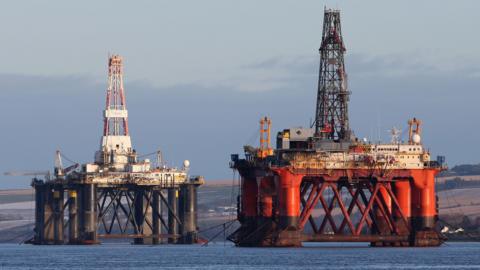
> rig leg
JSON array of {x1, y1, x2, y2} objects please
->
[
  {"x1": 33, "y1": 183, "x2": 47, "y2": 244},
  {"x1": 179, "y1": 184, "x2": 198, "y2": 244},
  {"x1": 80, "y1": 184, "x2": 98, "y2": 244},
  {"x1": 43, "y1": 187, "x2": 55, "y2": 243},
  {"x1": 68, "y1": 189, "x2": 79, "y2": 244},
  {"x1": 392, "y1": 180, "x2": 411, "y2": 246},
  {"x1": 134, "y1": 189, "x2": 153, "y2": 244},
  {"x1": 410, "y1": 170, "x2": 442, "y2": 246},
  {"x1": 230, "y1": 174, "x2": 258, "y2": 246},
  {"x1": 256, "y1": 176, "x2": 275, "y2": 246},
  {"x1": 152, "y1": 190, "x2": 162, "y2": 244},
  {"x1": 394, "y1": 180, "x2": 411, "y2": 228},
  {"x1": 258, "y1": 176, "x2": 274, "y2": 219},
  {"x1": 52, "y1": 187, "x2": 64, "y2": 244},
  {"x1": 168, "y1": 188, "x2": 178, "y2": 243},
  {"x1": 274, "y1": 169, "x2": 303, "y2": 247}
]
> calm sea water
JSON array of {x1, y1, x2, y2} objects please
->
[{"x1": 0, "y1": 242, "x2": 479, "y2": 269}]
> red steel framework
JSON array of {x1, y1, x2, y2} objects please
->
[{"x1": 230, "y1": 165, "x2": 441, "y2": 247}]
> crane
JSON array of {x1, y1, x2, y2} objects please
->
[
  {"x1": 4, "y1": 150, "x2": 79, "y2": 182},
  {"x1": 54, "y1": 150, "x2": 79, "y2": 177}
]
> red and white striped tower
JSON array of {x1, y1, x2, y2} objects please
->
[
  {"x1": 95, "y1": 55, "x2": 134, "y2": 168},
  {"x1": 103, "y1": 55, "x2": 129, "y2": 137}
]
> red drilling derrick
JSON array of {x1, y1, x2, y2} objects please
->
[{"x1": 229, "y1": 8, "x2": 446, "y2": 248}]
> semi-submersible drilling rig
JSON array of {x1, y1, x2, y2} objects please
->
[
  {"x1": 31, "y1": 55, "x2": 203, "y2": 245},
  {"x1": 229, "y1": 9, "x2": 446, "y2": 247}
]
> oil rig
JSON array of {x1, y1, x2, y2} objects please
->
[
  {"x1": 31, "y1": 55, "x2": 203, "y2": 245},
  {"x1": 229, "y1": 9, "x2": 446, "y2": 247}
]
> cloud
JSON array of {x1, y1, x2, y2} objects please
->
[{"x1": 243, "y1": 55, "x2": 316, "y2": 74}]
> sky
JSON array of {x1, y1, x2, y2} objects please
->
[{"x1": 0, "y1": 1, "x2": 479, "y2": 188}]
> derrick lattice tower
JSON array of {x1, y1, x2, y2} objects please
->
[
  {"x1": 104, "y1": 55, "x2": 129, "y2": 137},
  {"x1": 314, "y1": 9, "x2": 351, "y2": 141},
  {"x1": 229, "y1": 7, "x2": 446, "y2": 249},
  {"x1": 95, "y1": 55, "x2": 135, "y2": 168}
]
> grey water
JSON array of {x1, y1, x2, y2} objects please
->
[{"x1": 0, "y1": 242, "x2": 479, "y2": 269}]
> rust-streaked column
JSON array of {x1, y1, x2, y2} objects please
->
[
  {"x1": 81, "y1": 184, "x2": 97, "y2": 244},
  {"x1": 168, "y1": 188, "x2": 178, "y2": 243},
  {"x1": 394, "y1": 180, "x2": 411, "y2": 225},
  {"x1": 152, "y1": 190, "x2": 161, "y2": 244},
  {"x1": 273, "y1": 168, "x2": 303, "y2": 247},
  {"x1": 68, "y1": 189, "x2": 79, "y2": 244},
  {"x1": 411, "y1": 170, "x2": 437, "y2": 230},
  {"x1": 132, "y1": 189, "x2": 153, "y2": 245},
  {"x1": 241, "y1": 176, "x2": 258, "y2": 221},
  {"x1": 179, "y1": 183, "x2": 198, "y2": 244},
  {"x1": 43, "y1": 186, "x2": 55, "y2": 244},
  {"x1": 276, "y1": 169, "x2": 303, "y2": 229},
  {"x1": 34, "y1": 183, "x2": 46, "y2": 244},
  {"x1": 53, "y1": 187, "x2": 64, "y2": 244},
  {"x1": 257, "y1": 176, "x2": 275, "y2": 219}
]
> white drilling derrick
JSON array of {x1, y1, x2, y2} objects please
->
[
  {"x1": 94, "y1": 55, "x2": 136, "y2": 171},
  {"x1": 73, "y1": 54, "x2": 196, "y2": 186}
]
